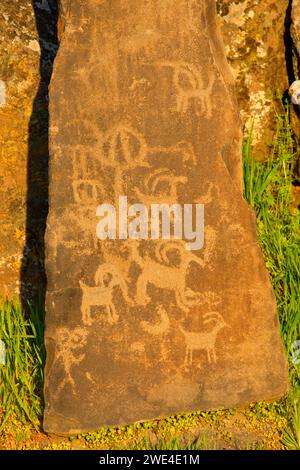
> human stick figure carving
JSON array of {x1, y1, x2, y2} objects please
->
[
  {"x1": 54, "y1": 327, "x2": 88, "y2": 398},
  {"x1": 179, "y1": 312, "x2": 230, "y2": 365},
  {"x1": 79, "y1": 263, "x2": 132, "y2": 326}
]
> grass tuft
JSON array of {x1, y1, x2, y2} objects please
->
[
  {"x1": 243, "y1": 105, "x2": 300, "y2": 384},
  {"x1": 0, "y1": 298, "x2": 45, "y2": 431}
]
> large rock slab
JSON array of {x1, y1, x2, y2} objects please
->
[{"x1": 44, "y1": 0, "x2": 289, "y2": 433}]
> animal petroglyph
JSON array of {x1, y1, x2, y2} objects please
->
[
  {"x1": 195, "y1": 183, "x2": 220, "y2": 206},
  {"x1": 148, "y1": 141, "x2": 197, "y2": 167},
  {"x1": 134, "y1": 169, "x2": 187, "y2": 205},
  {"x1": 135, "y1": 240, "x2": 205, "y2": 311},
  {"x1": 180, "y1": 312, "x2": 230, "y2": 365},
  {"x1": 54, "y1": 327, "x2": 88, "y2": 398},
  {"x1": 100, "y1": 124, "x2": 197, "y2": 206},
  {"x1": 158, "y1": 62, "x2": 214, "y2": 116},
  {"x1": 140, "y1": 305, "x2": 170, "y2": 336},
  {"x1": 103, "y1": 125, "x2": 197, "y2": 169},
  {"x1": 79, "y1": 264, "x2": 132, "y2": 326}
]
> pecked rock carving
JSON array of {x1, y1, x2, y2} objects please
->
[
  {"x1": 180, "y1": 312, "x2": 230, "y2": 365},
  {"x1": 44, "y1": 0, "x2": 289, "y2": 433}
]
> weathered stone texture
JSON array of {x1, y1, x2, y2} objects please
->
[
  {"x1": 0, "y1": 1, "x2": 58, "y2": 297},
  {"x1": 291, "y1": 0, "x2": 300, "y2": 60},
  {"x1": 0, "y1": 1, "x2": 40, "y2": 296},
  {"x1": 44, "y1": 0, "x2": 288, "y2": 433},
  {"x1": 217, "y1": 0, "x2": 289, "y2": 158}
]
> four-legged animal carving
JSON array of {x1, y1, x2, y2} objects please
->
[
  {"x1": 159, "y1": 62, "x2": 214, "y2": 116},
  {"x1": 135, "y1": 241, "x2": 204, "y2": 311},
  {"x1": 79, "y1": 264, "x2": 132, "y2": 326},
  {"x1": 180, "y1": 312, "x2": 230, "y2": 365},
  {"x1": 134, "y1": 168, "x2": 187, "y2": 205}
]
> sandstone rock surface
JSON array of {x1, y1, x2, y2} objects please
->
[{"x1": 44, "y1": 0, "x2": 289, "y2": 433}]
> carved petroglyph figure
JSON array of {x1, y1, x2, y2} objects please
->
[
  {"x1": 102, "y1": 125, "x2": 149, "y2": 205},
  {"x1": 135, "y1": 240, "x2": 204, "y2": 311},
  {"x1": 158, "y1": 62, "x2": 214, "y2": 116},
  {"x1": 72, "y1": 180, "x2": 99, "y2": 204},
  {"x1": 180, "y1": 312, "x2": 230, "y2": 365},
  {"x1": 149, "y1": 141, "x2": 197, "y2": 167},
  {"x1": 71, "y1": 146, "x2": 104, "y2": 204},
  {"x1": 103, "y1": 125, "x2": 149, "y2": 167},
  {"x1": 140, "y1": 304, "x2": 170, "y2": 336},
  {"x1": 103, "y1": 125, "x2": 197, "y2": 170},
  {"x1": 101, "y1": 124, "x2": 197, "y2": 208},
  {"x1": 134, "y1": 169, "x2": 187, "y2": 205},
  {"x1": 79, "y1": 264, "x2": 132, "y2": 326},
  {"x1": 54, "y1": 327, "x2": 88, "y2": 398}
]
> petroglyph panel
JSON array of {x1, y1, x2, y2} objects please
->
[{"x1": 44, "y1": 0, "x2": 289, "y2": 433}]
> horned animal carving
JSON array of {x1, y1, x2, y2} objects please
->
[
  {"x1": 159, "y1": 62, "x2": 214, "y2": 116},
  {"x1": 180, "y1": 312, "x2": 230, "y2": 365},
  {"x1": 134, "y1": 169, "x2": 187, "y2": 205},
  {"x1": 79, "y1": 264, "x2": 131, "y2": 326},
  {"x1": 135, "y1": 241, "x2": 204, "y2": 311}
]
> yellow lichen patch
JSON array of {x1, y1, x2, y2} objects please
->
[{"x1": 0, "y1": 6, "x2": 40, "y2": 296}]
